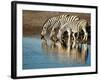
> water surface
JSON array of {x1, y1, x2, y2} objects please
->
[{"x1": 23, "y1": 36, "x2": 91, "y2": 69}]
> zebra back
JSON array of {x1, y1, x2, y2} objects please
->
[
  {"x1": 59, "y1": 15, "x2": 80, "y2": 25},
  {"x1": 42, "y1": 14, "x2": 69, "y2": 31}
]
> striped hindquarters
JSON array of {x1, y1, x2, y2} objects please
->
[{"x1": 67, "y1": 19, "x2": 88, "y2": 33}]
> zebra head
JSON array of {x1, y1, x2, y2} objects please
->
[
  {"x1": 41, "y1": 20, "x2": 51, "y2": 39},
  {"x1": 41, "y1": 29, "x2": 46, "y2": 39}
]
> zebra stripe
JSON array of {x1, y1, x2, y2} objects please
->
[
  {"x1": 49, "y1": 15, "x2": 80, "y2": 41},
  {"x1": 41, "y1": 14, "x2": 69, "y2": 37},
  {"x1": 57, "y1": 19, "x2": 88, "y2": 41},
  {"x1": 59, "y1": 15, "x2": 80, "y2": 25}
]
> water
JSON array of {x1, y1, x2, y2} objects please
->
[{"x1": 23, "y1": 36, "x2": 91, "y2": 69}]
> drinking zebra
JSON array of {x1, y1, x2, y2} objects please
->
[
  {"x1": 57, "y1": 19, "x2": 88, "y2": 43},
  {"x1": 49, "y1": 15, "x2": 80, "y2": 42},
  {"x1": 41, "y1": 14, "x2": 69, "y2": 40}
]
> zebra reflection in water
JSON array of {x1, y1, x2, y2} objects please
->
[{"x1": 41, "y1": 38, "x2": 88, "y2": 64}]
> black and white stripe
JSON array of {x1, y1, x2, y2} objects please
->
[
  {"x1": 49, "y1": 15, "x2": 80, "y2": 41},
  {"x1": 41, "y1": 14, "x2": 70, "y2": 39},
  {"x1": 57, "y1": 19, "x2": 88, "y2": 41}
]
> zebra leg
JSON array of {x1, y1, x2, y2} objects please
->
[
  {"x1": 72, "y1": 39, "x2": 76, "y2": 48},
  {"x1": 82, "y1": 28, "x2": 88, "y2": 41},
  {"x1": 57, "y1": 30, "x2": 62, "y2": 42},
  {"x1": 76, "y1": 32, "x2": 79, "y2": 39},
  {"x1": 85, "y1": 32, "x2": 88, "y2": 40},
  {"x1": 67, "y1": 29, "x2": 71, "y2": 40},
  {"x1": 72, "y1": 32, "x2": 76, "y2": 41},
  {"x1": 67, "y1": 32, "x2": 71, "y2": 47}
]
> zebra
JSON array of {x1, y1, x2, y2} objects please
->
[
  {"x1": 49, "y1": 15, "x2": 80, "y2": 42},
  {"x1": 41, "y1": 14, "x2": 69, "y2": 40},
  {"x1": 57, "y1": 19, "x2": 88, "y2": 43}
]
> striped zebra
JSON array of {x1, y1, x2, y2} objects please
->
[
  {"x1": 57, "y1": 19, "x2": 88, "y2": 42},
  {"x1": 49, "y1": 15, "x2": 80, "y2": 42},
  {"x1": 41, "y1": 14, "x2": 69, "y2": 40}
]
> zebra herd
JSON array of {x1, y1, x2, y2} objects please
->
[{"x1": 41, "y1": 14, "x2": 88, "y2": 46}]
